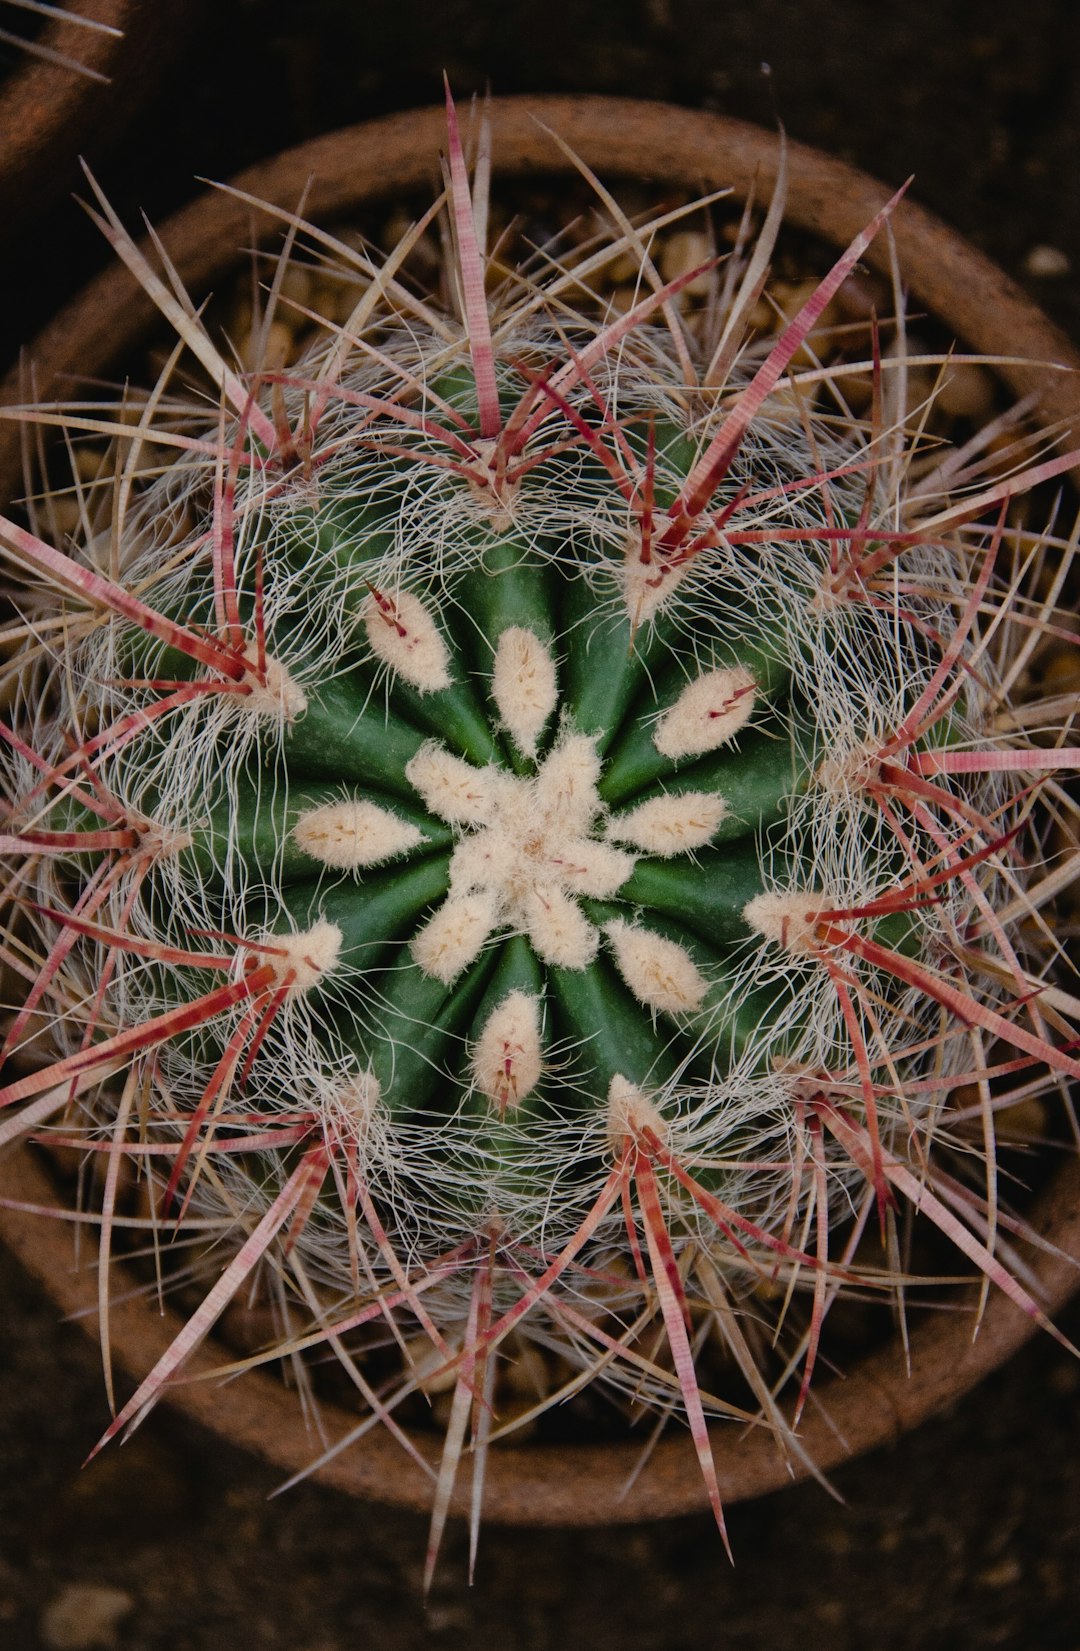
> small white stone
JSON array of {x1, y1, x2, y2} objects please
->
[
  {"x1": 362, "y1": 587, "x2": 451, "y2": 692},
  {"x1": 659, "y1": 228, "x2": 713, "y2": 294},
  {"x1": 411, "y1": 890, "x2": 498, "y2": 983},
  {"x1": 604, "y1": 918, "x2": 708, "y2": 1013},
  {"x1": 291, "y1": 798, "x2": 422, "y2": 870},
  {"x1": 608, "y1": 790, "x2": 728, "y2": 855},
  {"x1": 471, "y1": 990, "x2": 543, "y2": 1110},
  {"x1": 1023, "y1": 243, "x2": 1071, "y2": 279},
  {"x1": 653, "y1": 665, "x2": 757, "y2": 760},
  {"x1": 492, "y1": 626, "x2": 558, "y2": 757},
  {"x1": 40, "y1": 1583, "x2": 134, "y2": 1651}
]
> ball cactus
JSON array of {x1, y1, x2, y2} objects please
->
[{"x1": 1, "y1": 92, "x2": 1079, "y2": 1580}]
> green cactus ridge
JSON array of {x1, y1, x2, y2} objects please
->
[{"x1": 54, "y1": 296, "x2": 981, "y2": 1269}]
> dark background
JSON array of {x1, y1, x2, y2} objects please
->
[{"x1": 2, "y1": 2, "x2": 1079, "y2": 1646}]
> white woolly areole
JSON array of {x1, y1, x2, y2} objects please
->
[
  {"x1": 239, "y1": 644, "x2": 308, "y2": 722},
  {"x1": 604, "y1": 918, "x2": 709, "y2": 1014},
  {"x1": 608, "y1": 790, "x2": 728, "y2": 856},
  {"x1": 815, "y1": 740, "x2": 881, "y2": 799},
  {"x1": 547, "y1": 838, "x2": 636, "y2": 898},
  {"x1": 408, "y1": 726, "x2": 634, "y2": 981},
  {"x1": 743, "y1": 890, "x2": 828, "y2": 954},
  {"x1": 607, "y1": 1073, "x2": 668, "y2": 1151},
  {"x1": 491, "y1": 627, "x2": 558, "y2": 757},
  {"x1": 533, "y1": 732, "x2": 604, "y2": 836},
  {"x1": 523, "y1": 883, "x2": 600, "y2": 969},
  {"x1": 411, "y1": 889, "x2": 499, "y2": 984},
  {"x1": 291, "y1": 798, "x2": 423, "y2": 870},
  {"x1": 405, "y1": 743, "x2": 498, "y2": 825},
  {"x1": 261, "y1": 919, "x2": 342, "y2": 993},
  {"x1": 471, "y1": 990, "x2": 543, "y2": 1111},
  {"x1": 621, "y1": 536, "x2": 688, "y2": 628},
  {"x1": 334, "y1": 1070, "x2": 382, "y2": 1132},
  {"x1": 361, "y1": 588, "x2": 451, "y2": 692},
  {"x1": 447, "y1": 828, "x2": 506, "y2": 892},
  {"x1": 653, "y1": 666, "x2": 757, "y2": 760}
]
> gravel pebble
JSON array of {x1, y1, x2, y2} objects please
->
[
  {"x1": 40, "y1": 1584, "x2": 135, "y2": 1651},
  {"x1": 1023, "y1": 244, "x2": 1072, "y2": 278}
]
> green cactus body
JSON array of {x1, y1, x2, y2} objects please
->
[
  {"x1": 52, "y1": 303, "x2": 967, "y2": 1275},
  {"x1": 4, "y1": 98, "x2": 1077, "y2": 1568}
]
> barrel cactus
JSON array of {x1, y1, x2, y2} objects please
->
[{"x1": 2, "y1": 92, "x2": 1078, "y2": 1578}]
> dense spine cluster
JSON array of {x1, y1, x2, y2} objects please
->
[{"x1": 1, "y1": 94, "x2": 1078, "y2": 1576}]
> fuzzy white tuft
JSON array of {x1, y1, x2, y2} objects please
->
[
  {"x1": 604, "y1": 918, "x2": 708, "y2": 1013},
  {"x1": 621, "y1": 536, "x2": 687, "y2": 628},
  {"x1": 523, "y1": 884, "x2": 600, "y2": 969},
  {"x1": 335, "y1": 1069, "x2": 382, "y2": 1131},
  {"x1": 532, "y1": 731, "x2": 604, "y2": 836},
  {"x1": 549, "y1": 838, "x2": 636, "y2": 898},
  {"x1": 491, "y1": 627, "x2": 558, "y2": 757},
  {"x1": 361, "y1": 587, "x2": 451, "y2": 692},
  {"x1": 471, "y1": 990, "x2": 543, "y2": 1110},
  {"x1": 606, "y1": 1073, "x2": 668, "y2": 1151},
  {"x1": 447, "y1": 827, "x2": 505, "y2": 892},
  {"x1": 653, "y1": 666, "x2": 757, "y2": 760},
  {"x1": 411, "y1": 890, "x2": 498, "y2": 984},
  {"x1": 408, "y1": 723, "x2": 630, "y2": 980},
  {"x1": 292, "y1": 798, "x2": 422, "y2": 870},
  {"x1": 607, "y1": 790, "x2": 728, "y2": 855},
  {"x1": 260, "y1": 919, "x2": 342, "y2": 993},
  {"x1": 743, "y1": 890, "x2": 828, "y2": 954},
  {"x1": 405, "y1": 743, "x2": 497, "y2": 825},
  {"x1": 240, "y1": 645, "x2": 308, "y2": 723}
]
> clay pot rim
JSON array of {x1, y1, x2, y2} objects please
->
[
  {"x1": 0, "y1": 2, "x2": 131, "y2": 211},
  {"x1": 1, "y1": 95, "x2": 1078, "y2": 1528},
  {"x1": 0, "y1": 0, "x2": 128, "y2": 85}
]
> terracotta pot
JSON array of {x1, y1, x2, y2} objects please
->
[
  {"x1": 0, "y1": 0, "x2": 196, "y2": 232},
  {"x1": 1, "y1": 97, "x2": 1078, "y2": 1527}
]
